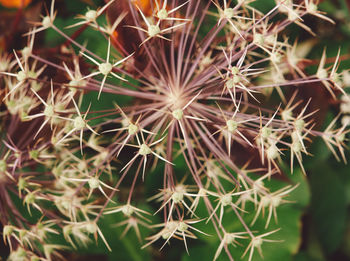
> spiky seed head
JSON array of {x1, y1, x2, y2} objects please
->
[
  {"x1": 338, "y1": 133, "x2": 346, "y2": 142},
  {"x1": 308, "y1": 3, "x2": 318, "y2": 13},
  {"x1": 22, "y1": 47, "x2": 31, "y2": 58},
  {"x1": 172, "y1": 109, "x2": 184, "y2": 120},
  {"x1": 44, "y1": 105, "x2": 55, "y2": 118},
  {"x1": 317, "y1": 68, "x2": 328, "y2": 79},
  {"x1": 267, "y1": 144, "x2": 279, "y2": 159},
  {"x1": 254, "y1": 33, "x2": 265, "y2": 45},
  {"x1": 221, "y1": 194, "x2": 232, "y2": 206},
  {"x1": 227, "y1": 119, "x2": 238, "y2": 133},
  {"x1": 282, "y1": 110, "x2": 293, "y2": 121},
  {"x1": 31, "y1": 81, "x2": 42, "y2": 92},
  {"x1": 21, "y1": 112, "x2": 29, "y2": 121},
  {"x1": 342, "y1": 115, "x2": 350, "y2": 126},
  {"x1": 12, "y1": 247, "x2": 27, "y2": 259},
  {"x1": 139, "y1": 144, "x2": 151, "y2": 155},
  {"x1": 278, "y1": 0, "x2": 293, "y2": 12},
  {"x1": 69, "y1": 79, "x2": 86, "y2": 88},
  {"x1": 99, "y1": 62, "x2": 112, "y2": 75},
  {"x1": 25, "y1": 192, "x2": 35, "y2": 204},
  {"x1": 29, "y1": 150, "x2": 39, "y2": 160},
  {"x1": 225, "y1": 234, "x2": 236, "y2": 244},
  {"x1": 69, "y1": 80, "x2": 78, "y2": 87},
  {"x1": 233, "y1": 75, "x2": 241, "y2": 84},
  {"x1": 20, "y1": 97, "x2": 33, "y2": 113},
  {"x1": 18, "y1": 177, "x2": 27, "y2": 191},
  {"x1": 292, "y1": 141, "x2": 302, "y2": 152},
  {"x1": 271, "y1": 195, "x2": 281, "y2": 207},
  {"x1": 19, "y1": 229, "x2": 27, "y2": 238},
  {"x1": 122, "y1": 205, "x2": 134, "y2": 217},
  {"x1": 93, "y1": 150, "x2": 109, "y2": 167},
  {"x1": 265, "y1": 34, "x2": 275, "y2": 45},
  {"x1": 332, "y1": 72, "x2": 343, "y2": 87},
  {"x1": 0, "y1": 160, "x2": 6, "y2": 172},
  {"x1": 148, "y1": 25, "x2": 161, "y2": 37},
  {"x1": 16, "y1": 71, "x2": 27, "y2": 82},
  {"x1": 3, "y1": 225, "x2": 14, "y2": 237},
  {"x1": 261, "y1": 196, "x2": 270, "y2": 207},
  {"x1": 223, "y1": 8, "x2": 235, "y2": 19},
  {"x1": 86, "y1": 10, "x2": 97, "y2": 21},
  {"x1": 157, "y1": 9, "x2": 168, "y2": 19},
  {"x1": 231, "y1": 66, "x2": 239, "y2": 75},
  {"x1": 52, "y1": 166, "x2": 63, "y2": 177},
  {"x1": 226, "y1": 78, "x2": 235, "y2": 89},
  {"x1": 74, "y1": 116, "x2": 86, "y2": 130},
  {"x1": 271, "y1": 53, "x2": 282, "y2": 63},
  {"x1": 172, "y1": 191, "x2": 184, "y2": 203},
  {"x1": 6, "y1": 100, "x2": 16, "y2": 114},
  {"x1": 0, "y1": 1, "x2": 342, "y2": 258},
  {"x1": 63, "y1": 225, "x2": 72, "y2": 236},
  {"x1": 121, "y1": 118, "x2": 129, "y2": 127},
  {"x1": 291, "y1": 131, "x2": 299, "y2": 142},
  {"x1": 162, "y1": 231, "x2": 172, "y2": 239},
  {"x1": 57, "y1": 198, "x2": 70, "y2": 211},
  {"x1": 84, "y1": 222, "x2": 97, "y2": 234},
  {"x1": 340, "y1": 95, "x2": 350, "y2": 113},
  {"x1": 201, "y1": 55, "x2": 212, "y2": 68},
  {"x1": 252, "y1": 237, "x2": 263, "y2": 247},
  {"x1": 178, "y1": 222, "x2": 188, "y2": 232},
  {"x1": 253, "y1": 180, "x2": 264, "y2": 192},
  {"x1": 295, "y1": 119, "x2": 305, "y2": 132},
  {"x1": 42, "y1": 16, "x2": 51, "y2": 28},
  {"x1": 288, "y1": 10, "x2": 299, "y2": 21},
  {"x1": 168, "y1": 221, "x2": 179, "y2": 231},
  {"x1": 88, "y1": 177, "x2": 100, "y2": 189},
  {"x1": 98, "y1": 149, "x2": 109, "y2": 160},
  {"x1": 28, "y1": 70, "x2": 37, "y2": 79},
  {"x1": 240, "y1": 191, "x2": 252, "y2": 202},
  {"x1": 261, "y1": 127, "x2": 272, "y2": 139},
  {"x1": 128, "y1": 123, "x2": 138, "y2": 135}
]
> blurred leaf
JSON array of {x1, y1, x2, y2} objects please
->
[
  {"x1": 285, "y1": 167, "x2": 311, "y2": 209},
  {"x1": 293, "y1": 251, "x2": 326, "y2": 261},
  {"x1": 309, "y1": 163, "x2": 347, "y2": 254}
]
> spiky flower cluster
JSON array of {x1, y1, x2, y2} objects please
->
[{"x1": 0, "y1": 0, "x2": 349, "y2": 260}]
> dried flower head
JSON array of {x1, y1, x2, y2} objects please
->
[{"x1": 0, "y1": 0, "x2": 349, "y2": 260}]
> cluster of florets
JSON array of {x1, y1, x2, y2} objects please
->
[{"x1": 0, "y1": 0, "x2": 349, "y2": 260}]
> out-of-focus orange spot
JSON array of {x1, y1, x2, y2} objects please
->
[
  {"x1": 131, "y1": 0, "x2": 153, "y2": 16},
  {"x1": 0, "y1": 0, "x2": 32, "y2": 8},
  {"x1": 112, "y1": 30, "x2": 119, "y2": 39},
  {"x1": 112, "y1": 30, "x2": 120, "y2": 45},
  {"x1": 112, "y1": 0, "x2": 153, "y2": 50},
  {"x1": 113, "y1": 0, "x2": 184, "y2": 45}
]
